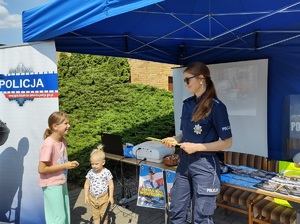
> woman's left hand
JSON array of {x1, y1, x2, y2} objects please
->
[{"x1": 180, "y1": 142, "x2": 201, "y2": 154}]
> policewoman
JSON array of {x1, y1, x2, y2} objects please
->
[{"x1": 162, "y1": 61, "x2": 232, "y2": 224}]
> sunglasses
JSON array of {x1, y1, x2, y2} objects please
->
[{"x1": 184, "y1": 75, "x2": 197, "y2": 85}]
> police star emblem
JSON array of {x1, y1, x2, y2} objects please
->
[{"x1": 193, "y1": 124, "x2": 202, "y2": 135}]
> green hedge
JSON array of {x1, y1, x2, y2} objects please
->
[{"x1": 57, "y1": 53, "x2": 175, "y2": 187}]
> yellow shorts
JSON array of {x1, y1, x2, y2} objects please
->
[{"x1": 88, "y1": 192, "x2": 109, "y2": 221}]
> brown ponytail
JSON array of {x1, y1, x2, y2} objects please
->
[{"x1": 183, "y1": 62, "x2": 217, "y2": 122}]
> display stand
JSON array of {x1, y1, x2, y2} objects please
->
[{"x1": 283, "y1": 95, "x2": 300, "y2": 160}]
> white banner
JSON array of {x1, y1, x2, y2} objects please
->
[{"x1": 0, "y1": 41, "x2": 58, "y2": 223}]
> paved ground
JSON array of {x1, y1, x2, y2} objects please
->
[
  {"x1": 70, "y1": 185, "x2": 248, "y2": 224},
  {"x1": 69, "y1": 165, "x2": 248, "y2": 224}
]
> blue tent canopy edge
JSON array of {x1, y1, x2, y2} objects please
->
[{"x1": 22, "y1": 0, "x2": 300, "y2": 160}]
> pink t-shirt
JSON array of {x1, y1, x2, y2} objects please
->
[{"x1": 39, "y1": 137, "x2": 68, "y2": 187}]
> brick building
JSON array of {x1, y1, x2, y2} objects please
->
[
  {"x1": 128, "y1": 59, "x2": 178, "y2": 92},
  {"x1": 57, "y1": 53, "x2": 177, "y2": 91}
]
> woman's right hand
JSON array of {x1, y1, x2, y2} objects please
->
[{"x1": 162, "y1": 137, "x2": 178, "y2": 148}]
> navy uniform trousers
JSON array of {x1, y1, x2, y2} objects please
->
[{"x1": 169, "y1": 152, "x2": 220, "y2": 224}]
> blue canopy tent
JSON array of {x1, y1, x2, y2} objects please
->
[{"x1": 22, "y1": 0, "x2": 300, "y2": 160}]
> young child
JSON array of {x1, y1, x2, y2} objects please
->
[
  {"x1": 84, "y1": 145, "x2": 114, "y2": 224},
  {"x1": 38, "y1": 111, "x2": 79, "y2": 224}
]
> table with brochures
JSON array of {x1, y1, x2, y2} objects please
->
[
  {"x1": 106, "y1": 153, "x2": 300, "y2": 224},
  {"x1": 221, "y1": 164, "x2": 300, "y2": 224}
]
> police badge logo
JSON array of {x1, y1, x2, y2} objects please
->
[{"x1": 193, "y1": 124, "x2": 202, "y2": 135}]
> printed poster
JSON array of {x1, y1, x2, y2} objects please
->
[
  {"x1": 0, "y1": 41, "x2": 58, "y2": 223},
  {"x1": 137, "y1": 164, "x2": 165, "y2": 209},
  {"x1": 165, "y1": 169, "x2": 176, "y2": 209}
]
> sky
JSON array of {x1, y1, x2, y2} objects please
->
[{"x1": 0, "y1": 0, "x2": 51, "y2": 46}]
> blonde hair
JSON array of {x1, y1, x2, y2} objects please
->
[
  {"x1": 90, "y1": 145, "x2": 105, "y2": 160},
  {"x1": 43, "y1": 111, "x2": 69, "y2": 139}
]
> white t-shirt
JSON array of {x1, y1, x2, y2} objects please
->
[{"x1": 86, "y1": 168, "x2": 113, "y2": 196}]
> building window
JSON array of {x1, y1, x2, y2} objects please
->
[{"x1": 168, "y1": 76, "x2": 173, "y2": 92}]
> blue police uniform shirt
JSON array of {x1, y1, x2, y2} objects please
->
[{"x1": 180, "y1": 95, "x2": 232, "y2": 154}]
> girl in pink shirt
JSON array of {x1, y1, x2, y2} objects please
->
[{"x1": 38, "y1": 111, "x2": 79, "y2": 224}]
